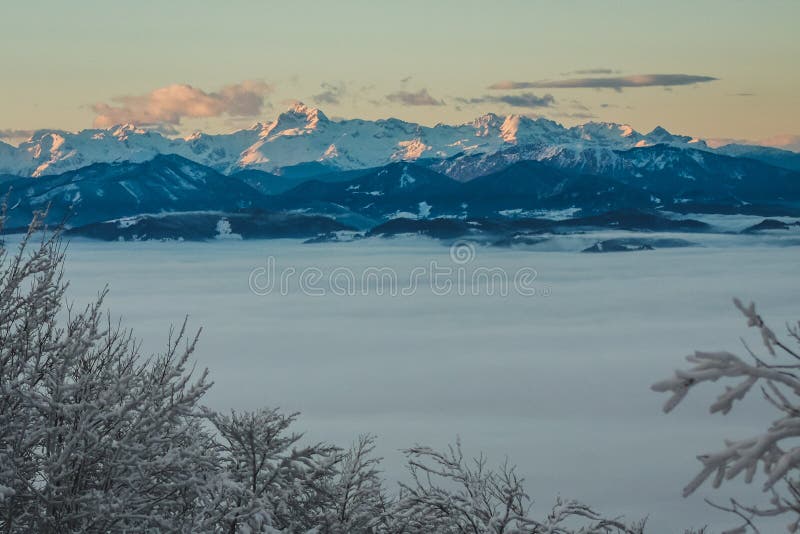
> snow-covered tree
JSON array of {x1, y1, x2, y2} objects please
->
[
  {"x1": 211, "y1": 408, "x2": 339, "y2": 532},
  {"x1": 318, "y1": 434, "x2": 389, "y2": 533},
  {"x1": 388, "y1": 438, "x2": 645, "y2": 534},
  {"x1": 653, "y1": 299, "x2": 800, "y2": 532},
  {"x1": 0, "y1": 213, "x2": 229, "y2": 532}
]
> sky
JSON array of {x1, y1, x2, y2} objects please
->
[{"x1": 1, "y1": 0, "x2": 798, "y2": 149}]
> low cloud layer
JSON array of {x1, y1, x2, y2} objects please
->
[
  {"x1": 386, "y1": 88, "x2": 444, "y2": 106},
  {"x1": 92, "y1": 80, "x2": 274, "y2": 128},
  {"x1": 457, "y1": 93, "x2": 555, "y2": 109},
  {"x1": 490, "y1": 74, "x2": 717, "y2": 92}
]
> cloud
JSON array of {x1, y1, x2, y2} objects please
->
[
  {"x1": 142, "y1": 123, "x2": 181, "y2": 136},
  {"x1": 92, "y1": 80, "x2": 274, "y2": 128},
  {"x1": 456, "y1": 92, "x2": 555, "y2": 109},
  {"x1": 562, "y1": 68, "x2": 619, "y2": 75},
  {"x1": 599, "y1": 103, "x2": 634, "y2": 110},
  {"x1": 550, "y1": 111, "x2": 597, "y2": 120},
  {"x1": 312, "y1": 82, "x2": 346, "y2": 105},
  {"x1": 489, "y1": 74, "x2": 718, "y2": 92},
  {"x1": 568, "y1": 99, "x2": 590, "y2": 111},
  {"x1": 497, "y1": 93, "x2": 555, "y2": 108},
  {"x1": 386, "y1": 88, "x2": 444, "y2": 106}
]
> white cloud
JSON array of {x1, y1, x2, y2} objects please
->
[
  {"x1": 386, "y1": 88, "x2": 444, "y2": 106},
  {"x1": 92, "y1": 80, "x2": 274, "y2": 128},
  {"x1": 490, "y1": 74, "x2": 718, "y2": 92}
]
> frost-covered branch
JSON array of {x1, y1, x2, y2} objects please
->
[
  {"x1": 316, "y1": 434, "x2": 390, "y2": 533},
  {"x1": 390, "y1": 438, "x2": 645, "y2": 534},
  {"x1": 653, "y1": 299, "x2": 800, "y2": 532},
  {"x1": 211, "y1": 407, "x2": 339, "y2": 532}
]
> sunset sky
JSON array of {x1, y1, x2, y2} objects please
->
[{"x1": 2, "y1": 0, "x2": 798, "y2": 148}]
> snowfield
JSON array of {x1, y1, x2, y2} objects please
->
[{"x1": 54, "y1": 236, "x2": 798, "y2": 531}]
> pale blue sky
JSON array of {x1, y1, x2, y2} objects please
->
[{"x1": 1, "y1": 0, "x2": 798, "y2": 144}]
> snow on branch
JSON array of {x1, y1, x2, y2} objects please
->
[{"x1": 653, "y1": 299, "x2": 800, "y2": 532}]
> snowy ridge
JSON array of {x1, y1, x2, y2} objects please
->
[{"x1": 0, "y1": 103, "x2": 746, "y2": 178}]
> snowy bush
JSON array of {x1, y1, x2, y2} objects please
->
[{"x1": 654, "y1": 299, "x2": 800, "y2": 532}]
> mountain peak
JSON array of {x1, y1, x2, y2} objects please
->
[
  {"x1": 289, "y1": 101, "x2": 312, "y2": 113},
  {"x1": 471, "y1": 113, "x2": 503, "y2": 137},
  {"x1": 261, "y1": 102, "x2": 329, "y2": 137},
  {"x1": 573, "y1": 122, "x2": 639, "y2": 141},
  {"x1": 647, "y1": 125, "x2": 672, "y2": 139},
  {"x1": 110, "y1": 123, "x2": 148, "y2": 139},
  {"x1": 286, "y1": 102, "x2": 328, "y2": 123},
  {"x1": 473, "y1": 112, "x2": 501, "y2": 124},
  {"x1": 500, "y1": 115, "x2": 522, "y2": 142}
]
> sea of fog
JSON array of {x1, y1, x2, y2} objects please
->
[{"x1": 47, "y1": 229, "x2": 799, "y2": 531}]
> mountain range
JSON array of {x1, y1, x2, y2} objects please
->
[
  {"x1": 2, "y1": 103, "x2": 798, "y2": 178},
  {"x1": 0, "y1": 104, "x2": 798, "y2": 244}
]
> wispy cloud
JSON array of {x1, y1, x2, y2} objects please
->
[
  {"x1": 92, "y1": 80, "x2": 274, "y2": 128},
  {"x1": 599, "y1": 103, "x2": 634, "y2": 110},
  {"x1": 456, "y1": 92, "x2": 555, "y2": 109},
  {"x1": 489, "y1": 74, "x2": 717, "y2": 92},
  {"x1": 143, "y1": 123, "x2": 182, "y2": 136},
  {"x1": 386, "y1": 88, "x2": 444, "y2": 106},
  {"x1": 561, "y1": 68, "x2": 619, "y2": 76},
  {"x1": 550, "y1": 111, "x2": 597, "y2": 120},
  {"x1": 312, "y1": 82, "x2": 346, "y2": 105},
  {"x1": 568, "y1": 99, "x2": 590, "y2": 111}
]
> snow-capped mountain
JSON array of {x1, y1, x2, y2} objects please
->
[
  {"x1": 714, "y1": 143, "x2": 800, "y2": 172},
  {"x1": 3, "y1": 125, "x2": 186, "y2": 177},
  {"x1": 0, "y1": 103, "x2": 758, "y2": 179},
  {"x1": 0, "y1": 154, "x2": 265, "y2": 228},
  {"x1": 260, "y1": 149, "x2": 800, "y2": 226},
  {"x1": 2, "y1": 145, "x2": 798, "y2": 240}
]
